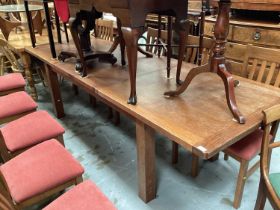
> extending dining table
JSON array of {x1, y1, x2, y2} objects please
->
[{"x1": 25, "y1": 37, "x2": 280, "y2": 203}]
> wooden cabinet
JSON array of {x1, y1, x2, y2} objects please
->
[{"x1": 205, "y1": 15, "x2": 280, "y2": 75}]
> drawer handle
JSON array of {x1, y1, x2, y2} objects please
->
[{"x1": 253, "y1": 31, "x2": 261, "y2": 41}]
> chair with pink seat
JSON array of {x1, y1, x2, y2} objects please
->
[
  {"x1": 0, "y1": 91, "x2": 37, "y2": 125},
  {"x1": 0, "y1": 110, "x2": 65, "y2": 162},
  {"x1": 0, "y1": 73, "x2": 25, "y2": 96},
  {"x1": 43, "y1": 180, "x2": 117, "y2": 210},
  {"x1": 0, "y1": 139, "x2": 84, "y2": 210}
]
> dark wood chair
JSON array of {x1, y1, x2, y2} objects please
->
[{"x1": 255, "y1": 104, "x2": 280, "y2": 210}]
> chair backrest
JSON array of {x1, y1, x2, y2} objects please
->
[
  {"x1": 260, "y1": 104, "x2": 280, "y2": 209},
  {"x1": 146, "y1": 27, "x2": 168, "y2": 56},
  {"x1": 0, "y1": 39, "x2": 22, "y2": 73},
  {"x1": 95, "y1": 19, "x2": 114, "y2": 41},
  {"x1": 185, "y1": 35, "x2": 214, "y2": 65},
  {"x1": 242, "y1": 45, "x2": 280, "y2": 87}
]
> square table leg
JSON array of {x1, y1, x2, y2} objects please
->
[
  {"x1": 136, "y1": 121, "x2": 156, "y2": 202},
  {"x1": 45, "y1": 64, "x2": 65, "y2": 118}
]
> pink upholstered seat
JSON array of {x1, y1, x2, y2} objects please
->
[
  {"x1": 0, "y1": 73, "x2": 25, "y2": 92},
  {"x1": 0, "y1": 139, "x2": 84, "y2": 203},
  {"x1": 226, "y1": 129, "x2": 272, "y2": 160},
  {"x1": 0, "y1": 110, "x2": 65, "y2": 152},
  {"x1": 0, "y1": 91, "x2": 37, "y2": 119},
  {"x1": 43, "y1": 180, "x2": 117, "y2": 210}
]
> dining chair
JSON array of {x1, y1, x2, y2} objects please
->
[
  {"x1": 171, "y1": 45, "x2": 279, "y2": 208},
  {"x1": 242, "y1": 45, "x2": 280, "y2": 87},
  {"x1": 0, "y1": 73, "x2": 25, "y2": 96},
  {"x1": 146, "y1": 27, "x2": 168, "y2": 56},
  {"x1": 0, "y1": 91, "x2": 37, "y2": 125},
  {"x1": 184, "y1": 35, "x2": 214, "y2": 65},
  {"x1": 0, "y1": 38, "x2": 23, "y2": 75},
  {"x1": 43, "y1": 180, "x2": 117, "y2": 210},
  {"x1": 0, "y1": 110, "x2": 65, "y2": 162},
  {"x1": 95, "y1": 19, "x2": 114, "y2": 41},
  {"x1": 0, "y1": 139, "x2": 84, "y2": 210},
  {"x1": 255, "y1": 104, "x2": 280, "y2": 210}
]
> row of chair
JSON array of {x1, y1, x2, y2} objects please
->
[{"x1": 0, "y1": 73, "x2": 117, "y2": 209}]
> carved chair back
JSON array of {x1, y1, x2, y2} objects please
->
[
  {"x1": 243, "y1": 45, "x2": 280, "y2": 87},
  {"x1": 185, "y1": 35, "x2": 214, "y2": 65},
  {"x1": 95, "y1": 19, "x2": 114, "y2": 41},
  {"x1": 255, "y1": 104, "x2": 280, "y2": 209},
  {"x1": 0, "y1": 39, "x2": 22, "y2": 74}
]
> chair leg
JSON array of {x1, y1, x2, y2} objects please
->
[
  {"x1": 75, "y1": 176, "x2": 83, "y2": 185},
  {"x1": 108, "y1": 107, "x2": 113, "y2": 119},
  {"x1": 113, "y1": 111, "x2": 120, "y2": 125},
  {"x1": 0, "y1": 56, "x2": 5, "y2": 76},
  {"x1": 172, "y1": 141, "x2": 178, "y2": 164},
  {"x1": 233, "y1": 160, "x2": 249, "y2": 208},
  {"x1": 224, "y1": 153, "x2": 229, "y2": 160},
  {"x1": 57, "y1": 135, "x2": 65, "y2": 146},
  {"x1": 72, "y1": 84, "x2": 79, "y2": 95},
  {"x1": 254, "y1": 178, "x2": 267, "y2": 210},
  {"x1": 191, "y1": 154, "x2": 199, "y2": 177}
]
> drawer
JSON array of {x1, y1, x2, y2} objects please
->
[
  {"x1": 204, "y1": 21, "x2": 233, "y2": 39},
  {"x1": 232, "y1": 26, "x2": 280, "y2": 47}
]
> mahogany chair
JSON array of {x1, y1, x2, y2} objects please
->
[
  {"x1": 255, "y1": 104, "x2": 280, "y2": 210},
  {"x1": 0, "y1": 73, "x2": 25, "y2": 96},
  {"x1": 0, "y1": 91, "x2": 37, "y2": 125},
  {"x1": 0, "y1": 139, "x2": 84, "y2": 210},
  {"x1": 95, "y1": 19, "x2": 114, "y2": 41},
  {"x1": 43, "y1": 180, "x2": 117, "y2": 210},
  {"x1": 0, "y1": 110, "x2": 65, "y2": 162},
  {"x1": 146, "y1": 28, "x2": 213, "y2": 64}
]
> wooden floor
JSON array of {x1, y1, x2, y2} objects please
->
[{"x1": 25, "y1": 39, "x2": 280, "y2": 159}]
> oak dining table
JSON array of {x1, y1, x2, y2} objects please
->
[{"x1": 24, "y1": 36, "x2": 280, "y2": 203}]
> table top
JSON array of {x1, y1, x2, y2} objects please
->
[
  {"x1": 25, "y1": 38, "x2": 280, "y2": 159},
  {"x1": 0, "y1": 4, "x2": 43, "y2": 13}
]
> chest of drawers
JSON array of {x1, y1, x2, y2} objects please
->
[{"x1": 204, "y1": 16, "x2": 280, "y2": 75}]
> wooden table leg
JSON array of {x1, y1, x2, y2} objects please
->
[
  {"x1": 45, "y1": 64, "x2": 65, "y2": 118},
  {"x1": 136, "y1": 121, "x2": 156, "y2": 203},
  {"x1": 21, "y1": 52, "x2": 37, "y2": 100}
]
